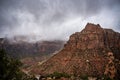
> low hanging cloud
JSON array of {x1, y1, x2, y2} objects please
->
[{"x1": 0, "y1": 0, "x2": 120, "y2": 42}]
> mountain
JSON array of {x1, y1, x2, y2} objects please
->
[
  {"x1": 0, "y1": 38, "x2": 65, "y2": 59},
  {"x1": 34, "y1": 23, "x2": 120, "y2": 79}
]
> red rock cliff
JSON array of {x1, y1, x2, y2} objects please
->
[{"x1": 34, "y1": 23, "x2": 120, "y2": 79}]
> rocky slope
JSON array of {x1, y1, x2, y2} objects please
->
[{"x1": 35, "y1": 23, "x2": 120, "y2": 79}]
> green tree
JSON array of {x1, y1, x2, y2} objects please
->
[{"x1": 0, "y1": 49, "x2": 37, "y2": 80}]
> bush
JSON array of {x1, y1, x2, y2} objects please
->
[
  {"x1": 102, "y1": 75, "x2": 113, "y2": 80},
  {"x1": 47, "y1": 72, "x2": 70, "y2": 79},
  {"x1": 80, "y1": 75, "x2": 88, "y2": 80},
  {"x1": 0, "y1": 49, "x2": 37, "y2": 80}
]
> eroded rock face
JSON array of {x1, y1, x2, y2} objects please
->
[
  {"x1": 65, "y1": 23, "x2": 120, "y2": 51},
  {"x1": 35, "y1": 23, "x2": 120, "y2": 79},
  {"x1": 104, "y1": 52, "x2": 116, "y2": 79}
]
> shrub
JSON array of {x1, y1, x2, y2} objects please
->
[
  {"x1": 47, "y1": 72, "x2": 70, "y2": 79},
  {"x1": 0, "y1": 49, "x2": 37, "y2": 80}
]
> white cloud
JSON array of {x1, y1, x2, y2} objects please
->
[{"x1": 0, "y1": 0, "x2": 120, "y2": 42}]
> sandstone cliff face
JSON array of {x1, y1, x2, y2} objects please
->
[
  {"x1": 34, "y1": 23, "x2": 120, "y2": 79},
  {"x1": 65, "y1": 23, "x2": 120, "y2": 51}
]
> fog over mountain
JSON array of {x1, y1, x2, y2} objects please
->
[{"x1": 0, "y1": 0, "x2": 120, "y2": 42}]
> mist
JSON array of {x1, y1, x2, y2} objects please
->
[{"x1": 0, "y1": 0, "x2": 120, "y2": 42}]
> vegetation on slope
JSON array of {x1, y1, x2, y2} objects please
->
[{"x1": 0, "y1": 49, "x2": 37, "y2": 80}]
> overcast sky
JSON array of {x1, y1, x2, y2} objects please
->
[{"x1": 0, "y1": 0, "x2": 120, "y2": 41}]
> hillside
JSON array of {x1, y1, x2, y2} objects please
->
[{"x1": 33, "y1": 23, "x2": 120, "y2": 79}]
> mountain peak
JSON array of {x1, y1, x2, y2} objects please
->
[
  {"x1": 86, "y1": 23, "x2": 101, "y2": 28},
  {"x1": 33, "y1": 23, "x2": 120, "y2": 79},
  {"x1": 83, "y1": 23, "x2": 102, "y2": 32}
]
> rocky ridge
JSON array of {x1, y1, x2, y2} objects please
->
[{"x1": 35, "y1": 23, "x2": 120, "y2": 79}]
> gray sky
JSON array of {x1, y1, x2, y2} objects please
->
[{"x1": 0, "y1": 0, "x2": 120, "y2": 41}]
